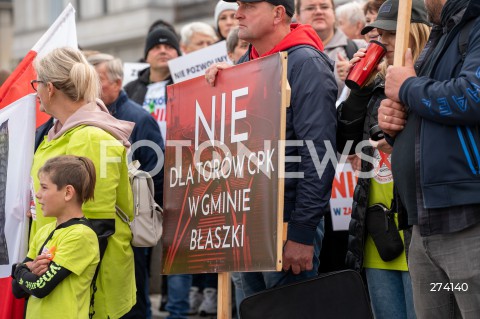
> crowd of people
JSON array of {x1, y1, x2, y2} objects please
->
[{"x1": 3, "y1": 0, "x2": 480, "y2": 318}]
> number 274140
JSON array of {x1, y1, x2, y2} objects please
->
[{"x1": 430, "y1": 282, "x2": 469, "y2": 292}]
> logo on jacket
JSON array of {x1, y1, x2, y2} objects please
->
[{"x1": 372, "y1": 150, "x2": 393, "y2": 184}]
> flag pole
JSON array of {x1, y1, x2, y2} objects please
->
[{"x1": 393, "y1": 0, "x2": 413, "y2": 66}]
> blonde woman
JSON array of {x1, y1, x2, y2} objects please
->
[{"x1": 29, "y1": 47, "x2": 135, "y2": 318}]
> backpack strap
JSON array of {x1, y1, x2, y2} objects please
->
[
  {"x1": 344, "y1": 39, "x2": 359, "y2": 60},
  {"x1": 37, "y1": 217, "x2": 93, "y2": 256},
  {"x1": 458, "y1": 18, "x2": 476, "y2": 64},
  {"x1": 36, "y1": 217, "x2": 101, "y2": 319}
]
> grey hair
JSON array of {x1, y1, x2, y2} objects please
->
[
  {"x1": 226, "y1": 27, "x2": 241, "y2": 54},
  {"x1": 180, "y1": 22, "x2": 218, "y2": 45},
  {"x1": 34, "y1": 47, "x2": 100, "y2": 102},
  {"x1": 86, "y1": 53, "x2": 124, "y2": 83},
  {"x1": 336, "y1": 2, "x2": 366, "y2": 25}
]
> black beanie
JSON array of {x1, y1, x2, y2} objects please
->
[{"x1": 144, "y1": 27, "x2": 182, "y2": 59}]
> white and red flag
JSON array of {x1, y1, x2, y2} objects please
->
[{"x1": 0, "y1": 4, "x2": 77, "y2": 318}]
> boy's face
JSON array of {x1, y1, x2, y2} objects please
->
[{"x1": 36, "y1": 172, "x2": 67, "y2": 218}]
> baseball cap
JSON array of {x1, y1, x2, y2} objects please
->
[
  {"x1": 361, "y1": 0, "x2": 430, "y2": 35},
  {"x1": 222, "y1": 0, "x2": 295, "y2": 17}
]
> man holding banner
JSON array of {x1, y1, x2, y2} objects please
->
[
  {"x1": 206, "y1": 0, "x2": 337, "y2": 296},
  {"x1": 379, "y1": 0, "x2": 480, "y2": 317}
]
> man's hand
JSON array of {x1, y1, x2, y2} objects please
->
[
  {"x1": 385, "y1": 48, "x2": 416, "y2": 102},
  {"x1": 378, "y1": 98, "x2": 407, "y2": 137},
  {"x1": 205, "y1": 62, "x2": 232, "y2": 87},
  {"x1": 282, "y1": 240, "x2": 314, "y2": 275},
  {"x1": 25, "y1": 254, "x2": 51, "y2": 276}
]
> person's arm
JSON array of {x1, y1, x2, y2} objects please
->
[
  {"x1": 12, "y1": 260, "x2": 71, "y2": 298},
  {"x1": 133, "y1": 113, "x2": 165, "y2": 207},
  {"x1": 287, "y1": 54, "x2": 337, "y2": 248},
  {"x1": 11, "y1": 258, "x2": 33, "y2": 298},
  {"x1": 337, "y1": 83, "x2": 375, "y2": 154},
  {"x1": 398, "y1": 22, "x2": 480, "y2": 125},
  {"x1": 282, "y1": 54, "x2": 337, "y2": 274}
]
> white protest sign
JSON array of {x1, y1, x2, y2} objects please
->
[
  {"x1": 168, "y1": 41, "x2": 231, "y2": 83},
  {"x1": 329, "y1": 162, "x2": 357, "y2": 231},
  {"x1": 123, "y1": 62, "x2": 149, "y2": 87}
]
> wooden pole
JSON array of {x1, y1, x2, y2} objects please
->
[
  {"x1": 217, "y1": 272, "x2": 232, "y2": 319},
  {"x1": 279, "y1": 52, "x2": 290, "y2": 270},
  {"x1": 216, "y1": 53, "x2": 290, "y2": 318},
  {"x1": 393, "y1": 0, "x2": 413, "y2": 67}
]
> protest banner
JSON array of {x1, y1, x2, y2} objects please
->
[
  {"x1": 163, "y1": 52, "x2": 289, "y2": 318},
  {"x1": 330, "y1": 162, "x2": 357, "y2": 231},
  {"x1": 162, "y1": 52, "x2": 288, "y2": 276},
  {"x1": 0, "y1": 5, "x2": 76, "y2": 318},
  {"x1": 168, "y1": 41, "x2": 231, "y2": 83},
  {"x1": 122, "y1": 62, "x2": 149, "y2": 87}
]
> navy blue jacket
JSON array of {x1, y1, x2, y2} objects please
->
[
  {"x1": 108, "y1": 90, "x2": 165, "y2": 206},
  {"x1": 238, "y1": 44, "x2": 337, "y2": 245},
  {"x1": 398, "y1": 0, "x2": 480, "y2": 209}
]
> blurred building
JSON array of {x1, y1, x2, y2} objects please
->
[
  {"x1": 0, "y1": 0, "x2": 13, "y2": 70},
  {"x1": 8, "y1": 0, "x2": 215, "y2": 68}
]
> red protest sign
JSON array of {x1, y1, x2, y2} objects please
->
[{"x1": 162, "y1": 53, "x2": 288, "y2": 274}]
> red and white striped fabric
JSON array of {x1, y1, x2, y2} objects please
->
[
  {"x1": 0, "y1": 3, "x2": 77, "y2": 123},
  {"x1": 0, "y1": 4, "x2": 77, "y2": 319}
]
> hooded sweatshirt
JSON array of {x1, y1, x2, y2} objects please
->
[
  {"x1": 249, "y1": 23, "x2": 324, "y2": 60},
  {"x1": 47, "y1": 99, "x2": 134, "y2": 148}
]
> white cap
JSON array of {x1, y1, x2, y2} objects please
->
[{"x1": 214, "y1": 1, "x2": 238, "y2": 30}]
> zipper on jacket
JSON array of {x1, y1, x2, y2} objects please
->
[{"x1": 456, "y1": 126, "x2": 479, "y2": 175}]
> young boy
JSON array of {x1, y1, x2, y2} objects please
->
[{"x1": 11, "y1": 155, "x2": 100, "y2": 319}]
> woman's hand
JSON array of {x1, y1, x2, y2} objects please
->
[
  {"x1": 347, "y1": 154, "x2": 362, "y2": 173},
  {"x1": 337, "y1": 48, "x2": 368, "y2": 81},
  {"x1": 350, "y1": 47, "x2": 367, "y2": 65},
  {"x1": 369, "y1": 138, "x2": 393, "y2": 154}
]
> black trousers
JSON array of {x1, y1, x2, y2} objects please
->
[{"x1": 120, "y1": 246, "x2": 149, "y2": 319}]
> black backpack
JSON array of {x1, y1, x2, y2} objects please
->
[{"x1": 344, "y1": 38, "x2": 359, "y2": 60}]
